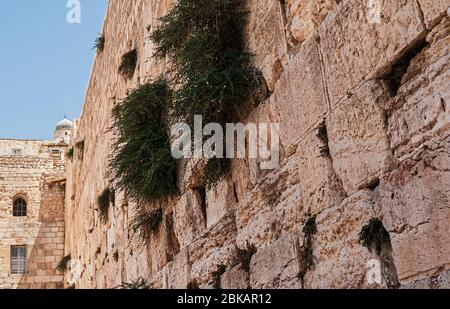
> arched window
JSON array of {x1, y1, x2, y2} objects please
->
[{"x1": 13, "y1": 197, "x2": 27, "y2": 217}]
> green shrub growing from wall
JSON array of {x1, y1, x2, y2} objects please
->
[
  {"x1": 109, "y1": 79, "x2": 177, "y2": 203},
  {"x1": 151, "y1": 0, "x2": 262, "y2": 188},
  {"x1": 94, "y1": 34, "x2": 105, "y2": 52}
]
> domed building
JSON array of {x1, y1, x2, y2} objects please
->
[{"x1": 54, "y1": 117, "x2": 73, "y2": 144}]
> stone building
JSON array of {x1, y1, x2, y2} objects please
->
[
  {"x1": 62, "y1": 0, "x2": 450, "y2": 289},
  {"x1": 1, "y1": 0, "x2": 450, "y2": 289},
  {"x1": 0, "y1": 118, "x2": 72, "y2": 289}
]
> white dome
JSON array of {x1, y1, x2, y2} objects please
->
[{"x1": 55, "y1": 117, "x2": 73, "y2": 131}]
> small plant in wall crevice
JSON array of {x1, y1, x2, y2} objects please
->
[
  {"x1": 75, "y1": 140, "x2": 85, "y2": 160},
  {"x1": 235, "y1": 242, "x2": 257, "y2": 272},
  {"x1": 298, "y1": 214, "x2": 317, "y2": 288},
  {"x1": 317, "y1": 121, "x2": 330, "y2": 158},
  {"x1": 56, "y1": 255, "x2": 71, "y2": 273},
  {"x1": 118, "y1": 49, "x2": 138, "y2": 79},
  {"x1": 186, "y1": 279, "x2": 200, "y2": 289},
  {"x1": 116, "y1": 278, "x2": 151, "y2": 289},
  {"x1": 97, "y1": 187, "x2": 115, "y2": 223},
  {"x1": 93, "y1": 34, "x2": 105, "y2": 53},
  {"x1": 210, "y1": 264, "x2": 227, "y2": 289},
  {"x1": 359, "y1": 218, "x2": 390, "y2": 256},
  {"x1": 131, "y1": 208, "x2": 163, "y2": 245},
  {"x1": 66, "y1": 147, "x2": 74, "y2": 160}
]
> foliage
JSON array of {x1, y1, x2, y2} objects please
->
[
  {"x1": 93, "y1": 34, "x2": 105, "y2": 52},
  {"x1": 117, "y1": 278, "x2": 151, "y2": 289},
  {"x1": 359, "y1": 218, "x2": 390, "y2": 255},
  {"x1": 317, "y1": 121, "x2": 330, "y2": 157},
  {"x1": 210, "y1": 264, "x2": 227, "y2": 289},
  {"x1": 56, "y1": 255, "x2": 71, "y2": 273},
  {"x1": 298, "y1": 214, "x2": 317, "y2": 286},
  {"x1": 66, "y1": 148, "x2": 74, "y2": 160},
  {"x1": 109, "y1": 80, "x2": 178, "y2": 203},
  {"x1": 235, "y1": 242, "x2": 257, "y2": 272},
  {"x1": 113, "y1": 250, "x2": 119, "y2": 262},
  {"x1": 75, "y1": 140, "x2": 85, "y2": 160},
  {"x1": 98, "y1": 187, "x2": 115, "y2": 223},
  {"x1": 131, "y1": 208, "x2": 163, "y2": 245},
  {"x1": 118, "y1": 49, "x2": 138, "y2": 79},
  {"x1": 151, "y1": 0, "x2": 260, "y2": 123},
  {"x1": 204, "y1": 157, "x2": 230, "y2": 189},
  {"x1": 186, "y1": 280, "x2": 200, "y2": 289}
]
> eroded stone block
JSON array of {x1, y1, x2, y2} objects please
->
[
  {"x1": 188, "y1": 212, "x2": 237, "y2": 287},
  {"x1": 377, "y1": 133, "x2": 450, "y2": 282},
  {"x1": 320, "y1": 0, "x2": 427, "y2": 106},
  {"x1": 172, "y1": 190, "x2": 207, "y2": 249},
  {"x1": 206, "y1": 177, "x2": 237, "y2": 228},
  {"x1": 270, "y1": 34, "x2": 328, "y2": 150},
  {"x1": 327, "y1": 80, "x2": 395, "y2": 194},
  {"x1": 389, "y1": 18, "x2": 450, "y2": 159},
  {"x1": 246, "y1": 0, "x2": 288, "y2": 91},
  {"x1": 417, "y1": 0, "x2": 450, "y2": 29},
  {"x1": 306, "y1": 190, "x2": 378, "y2": 288},
  {"x1": 249, "y1": 234, "x2": 301, "y2": 289}
]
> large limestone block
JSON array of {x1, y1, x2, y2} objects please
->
[
  {"x1": 377, "y1": 133, "x2": 450, "y2": 282},
  {"x1": 163, "y1": 248, "x2": 190, "y2": 289},
  {"x1": 235, "y1": 157, "x2": 304, "y2": 249},
  {"x1": 319, "y1": 0, "x2": 427, "y2": 106},
  {"x1": 230, "y1": 102, "x2": 275, "y2": 203},
  {"x1": 327, "y1": 80, "x2": 395, "y2": 194},
  {"x1": 401, "y1": 270, "x2": 450, "y2": 289},
  {"x1": 221, "y1": 264, "x2": 250, "y2": 289},
  {"x1": 418, "y1": 0, "x2": 450, "y2": 29},
  {"x1": 389, "y1": 18, "x2": 450, "y2": 158},
  {"x1": 249, "y1": 234, "x2": 302, "y2": 289},
  {"x1": 206, "y1": 177, "x2": 237, "y2": 228},
  {"x1": 284, "y1": 0, "x2": 338, "y2": 46},
  {"x1": 188, "y1": 212, "x2": 237, "y2": 287},
  {"x1": 306, "y1": 190, "x2": 378, "y2": 288},
  {"x1": 296, "y1": 127, "x2": 346, "y2": 215},
  {"x1": 246, "y1": 0, "x2": 288, "y2": 91},
  {"x1": 270, "y1": 34, "x2": 328, "y2": 150},
  {"x1": 172, "y1": 190, "x2": 207, "y2": 249}
]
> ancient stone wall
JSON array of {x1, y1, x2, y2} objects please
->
[
  {"x1": 0, "y1": 140, "x2": 67, "y2": 289},
  {"x1": 65, "y1": 0, "x2": 450, "y2": 289}
]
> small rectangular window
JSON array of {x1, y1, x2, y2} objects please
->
[
  {"x1": 12, "y1": 149, "x2": 22, "y2": 156},
  {"x1": 52, "y1": 149, "x2": 61, "y2": 155},
  {"x1": 10, "y1": 245, "x2": 27, "y2": 275}
]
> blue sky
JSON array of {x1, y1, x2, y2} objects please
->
[{"x1": 0, "y1": 0, "x2": 108, "y2": 140}]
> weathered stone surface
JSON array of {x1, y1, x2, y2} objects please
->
[
  {"x1": 221, "y1": 264, "x2": 250, "y2": 289},
  {"x1": 401, "y1": 269, "x2": 450, "y2": 289},
  {"x1": 249, "y1": 234, "x2": 302, "y2": 289},
  {"x1": 163, "y1": 248, "x2": 190, "y2": 289},
  {"x1": 417, "y1": 0, "x2": 450, "y2": 29},
  {"x1": 246, "y1": 0, "x2": 288, "y2": 92},
  {"x1": 296, "y1": 126, "x2": 346, "y2": 215},
  {"x1": 319, "y1": 0, "x2": 427, "y2": 106},
  {"x1": 284, "y1": 0, "x2": 338, "y2": 47},
  {"x1": 306, "y1": 191, "x2": 379, "y2": 289},
  {"x1": 188, "y1": 212, "x2": 237, "y2": 288},
  {"x1": 377, "y1": 132, "x2": 450, "y2": 283},
  {"x1": 270, "y1": 34, "x2": 328, "y2": 150},
  {"x1": 327, "y1": 80, "x2": 396, "y2": 194},
  {"x1": 206, "y1": 178, "x2": 237, "y2": 228},
  {"x1": 172, "y1": 190, "x2": 206, "y2": 249},
  {"x1": 388, "y1": 18, "x2": 450, "y2": 159},
  {"x1": 235, "y1": 155, "x2": 303, "y2": 249}
]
